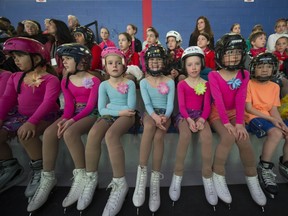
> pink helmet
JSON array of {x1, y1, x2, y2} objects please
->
[
  {"x1": 101, "y1": 47, "x2": 126, "y2": 67},
  {"x1": 3, "y1": 37, "x2": 50, "y2": 62}
]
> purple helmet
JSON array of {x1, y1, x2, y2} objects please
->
[{"x1": 3, "y1": 37, "x2": 50, "y2": 62}]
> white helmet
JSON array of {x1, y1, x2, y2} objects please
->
[
  {"x1": 166, "y1": 30, "x2": 182, "y2": 43},
  {"x1": 181, "y1": 46, "x2": 205, "y2": 69}
]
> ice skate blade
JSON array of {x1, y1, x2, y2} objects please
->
[
  {"x1": 227, "y1": 203, "x2": 231, "y2": 210},
  {"x1": 263, "y1": 190, "x2": 276, "y2": 199},
  {"x1": 219, "y1": 199, "x2": 231, "y2": 210},
  {"x1": 261, "y1": 206, "x2": 265, "y2": 212}
]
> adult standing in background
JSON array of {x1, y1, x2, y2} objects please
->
[
  {"x1": 267, "y1": 18, "x2": 288, "y2": 52},
  {"x1": 126, "y1": 24, "x2": 142, "y2": 52},
  {"x1": 67, "y1": 15, "x2": 80, "y2": 33},
  {"x1": 189, "y1": 16, "x2": 215, "y2": 50},
  {"x1": 44, "y1": 19, "x2": 74, "y2": 77},
  {"x1": 20, "y1": 20, "x2": 48, "y2": 44}
]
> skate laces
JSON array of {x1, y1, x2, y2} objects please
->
[
  {"x1": 215, "y1": 175, "x2": 229, "y2": 194},
  {"x1": 30, "y1": 170, "x2": 41, "y2": 185},
  {"x1": 151, "y1": 172, "x2": 164, "y2": 199},
  {"x1": 172, "y1": 175, "x2": 182, "y2": 191},
  {"x1": 247, "y1": 177, "x2": 262, "y2": 196},
  {"x1": 30, "y1": 174, "x2": 53, "y2": 202},
  {"x1": 205, "y1": 178, "x2": 215, "y2": 195},
  {"x1": 67, "y1": 170, "x2": 84, "y2": 198},
  {"x1": 105, "y1": 180, "x2": 124, "y2": 210},
  {"x1": 135, "y1": 168, "x2": 147, "y2": 195},
  {"x1": 262, "y1": 168, "x2": 277, "y2": 185},
  {"x1": 280, "y1": 163, "x2": 288, "y2": 174},
  {"x1": 81, "y1": 175, "x2": 96, "y2": 200}
]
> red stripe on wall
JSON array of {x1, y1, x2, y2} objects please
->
[{"x1": 142, "y1": 0, "x2": 152, "y2": 40}]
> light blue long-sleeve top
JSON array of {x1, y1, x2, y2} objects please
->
[
  {"x1": 140, "y1": 78, "x2": 175, "y2": 117},
  {"x1": 98, "y1": 80, "x2": 136, "y2": 116}
]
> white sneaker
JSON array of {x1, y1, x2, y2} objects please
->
[
  {"x1": 62, "y1": 169, "x2": 86, "y2": 208},
  {"x1": 202, "y1": 176, "x2": 218, "y2": 206},
  {"x1": 102, "y1": 177, "x2": 128, "y2": 216},
  {"x1": 169, "y1": 174, "x2": 182, "y2": 202},
  {"x1": 77, "y1": 172, "x2": 98, "y2": 211},
  {"x1": 27, "y1": 171, "x2": 57, "y2": 212},
  {"x1": 149, "y1": 171, "x2": 163, "y2": 213},
  {"x1": 212, "y1": 172, "x2": 232, "y2": 204},
  {"x1": 246, "y1": 175, "x2": 267, "y2": 207},
  {"x1": 132, "y1": 166, "x2": 147, "y2": 208}
]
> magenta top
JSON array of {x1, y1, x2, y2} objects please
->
[
  {"x1": 0, "y1": 72, "x2": 60, "y2": 125},
  {"x1": 208, "y1": 70, "x2": 249, "y2": 124},
  {"x1": 99, "y1": 39, "x2": 116, "y2": 50},
  {"x1": 0, "y1": 70, "x2": 12, "y2": 96},
  {"x1": 62, "y1": 76, "x2": 101, "y2": 121},
  {"x1": 177, "y1": 80, "x2": 211, "y2": 120}
]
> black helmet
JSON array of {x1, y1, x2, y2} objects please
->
[
  {"x1": 145, "y1": 44, "x2": 166, "y2": 76},
  {"x1": 0, "y1": 50, "x2": 6, "y2": 65},
  {"x1": 73, "y1": 26, "x2": 95, "y2": 44},
  {"x1": 249, "y1": 52, "x2": 278, "y2": 82},
  {"x1": 56, "y1": 43, "x2": 92, "y2": 65},
  {"x1": 215, "y1": 33, "x2": 246, "y2": 70}
]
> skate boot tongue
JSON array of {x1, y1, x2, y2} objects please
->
[{"x1": 263, "y1": 162, "x2": 274, "y2": 169}]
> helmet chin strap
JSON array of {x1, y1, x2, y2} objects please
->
[
  {"x1": 147, "y1": 68, "x2": 164, "y2": 77},
  {"x1": 74, "y1": 62, "x2": 86, "y2": 74},
  {"x1": 23, "y1": 54, "x2": 41, "y2": 73},
  {"x1": 255, "y1": 76, "x2": 272, "y2": 82}
]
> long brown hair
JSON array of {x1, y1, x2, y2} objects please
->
[{"x1": 193, "y1": 16, "x2": 214, "y2": 37}]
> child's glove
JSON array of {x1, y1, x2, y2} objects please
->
[{"x1": 126, "y1": 65, "x2": 143, "y2": 81}]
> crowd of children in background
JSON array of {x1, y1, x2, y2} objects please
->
[{"x1": 0, "y1": 14, "x2": 288, "y2": 216}]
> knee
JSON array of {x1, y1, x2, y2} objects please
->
[
  {"x1": 105, "y1": 129, "x2": 117, "y2": 146},
  {"x1": 153, "y1": 133, "x2": 164, "y2": 144},
  {"x1": 220, "y1": 134, "x2": 235, "y2": 146},
  {"x1": 43, "y1": 125, "x2": 56, "y2": 139},
  {"x1": 17, "y1": 136, "x2": 33, "y2": 146},
  {"x1": 268, "y1": 128, "x2": 283, "y2": 140},
  {"x1": 63, "y1": 128, "x2": 75, "y2": 141},
  {"x1": 143, "y1": 123, "x2": 156, "y2": 133},
  {"x1": 87, "y1": 126, "x2": 98, "y2": 139},
  {"x1": 180, "y1": 131, "x2": 192, "y2": 141}
]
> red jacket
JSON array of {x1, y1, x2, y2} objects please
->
[
  {"x1": 273, "y1": 50, "x2": 288, "y2": 71},
  {"x1": 203, "y1": 48, "x2": 215, "y2": 70}
]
